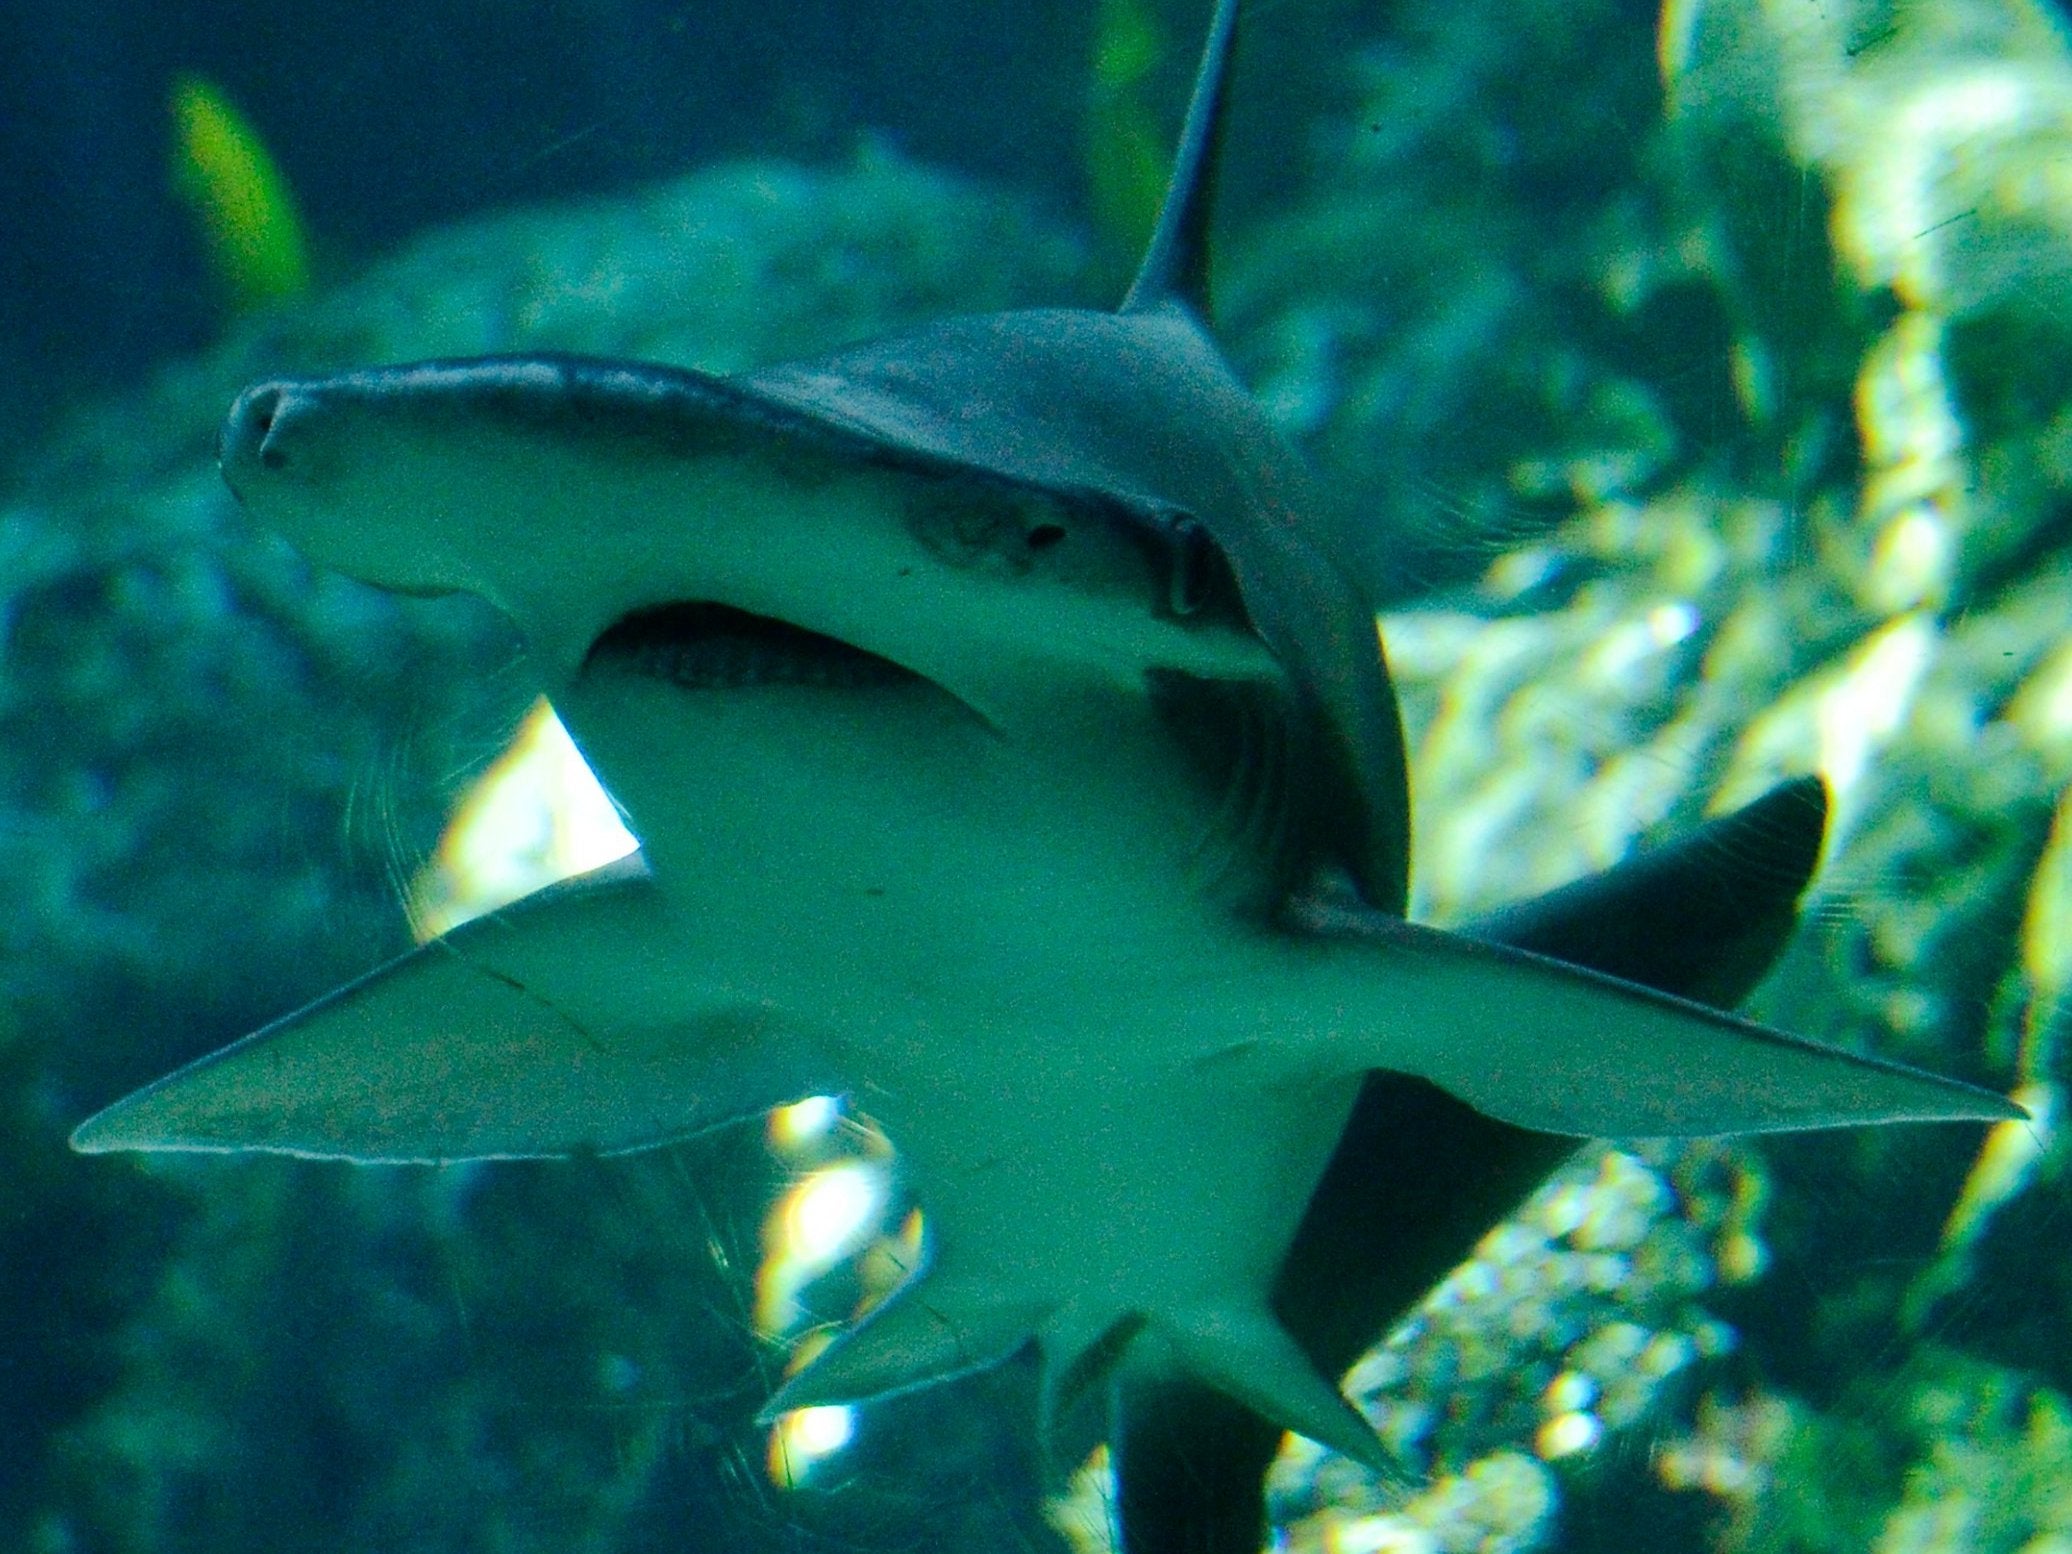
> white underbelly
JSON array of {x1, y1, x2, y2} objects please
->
[
  {"x1": 555, "y1": 668, "x2": 1266, "y2": 1017},
  {"x1": 552, "y1": 666, "x2": 1343, "y2": 1311}
]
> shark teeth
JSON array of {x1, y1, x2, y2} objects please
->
[{"x1": 586, "y1": 601, "x2": 922, "y2": 692}]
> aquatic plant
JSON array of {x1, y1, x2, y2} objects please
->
[{"x1": 168, "y1": 75, "x2": 313, "y2": 314}]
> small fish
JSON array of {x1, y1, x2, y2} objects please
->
[
  {"x1": 169, "y1": 74, "x2": 311, "y2": 313},
  {"x1": 78, "y1": 3, "x2": 2019, "y2": 1549}
]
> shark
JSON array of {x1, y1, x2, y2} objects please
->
[{"x1": 73, "y1": 0, "x2": 2021, "y2": 1548}]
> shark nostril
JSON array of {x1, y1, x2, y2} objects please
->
[
  {"x1": 245, "y1": 385, "x2": 280, "y2": 435},
  {"x1": 228, "y1": 384, "x2": 291, "y2": 475}
]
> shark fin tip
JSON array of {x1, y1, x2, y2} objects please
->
[
  {"x1": 1155, "y1": 1302, "x2": 1398, "y2": 1479},
  {"x1": 1119, "y1": 0, "x2": 1242, "y2": 318}
]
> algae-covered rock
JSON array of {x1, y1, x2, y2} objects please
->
[
  {"x1": 1161, "y1": 0, "x2": 2072, "y2": 1546},
  {"x1": 1223, "y1": 0, "x2": 1717, "y2": 601},
  {"x1": 1657, "y1": 1351, "x2": 2072, "y2": 1554},
  {"x1": 1268, "y1": 1142, "x2": 1761, "y2": 1552}
]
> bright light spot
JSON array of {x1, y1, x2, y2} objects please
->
[
  {"x1": 2022, "y1": 791, "x2": 2072, "y2": 1007},
  {"x1": 1646, "y1": 599, "x2": 1700, "y2": 648},
  {"x1": 786, "y1": 1163, "x2": 884, "y2": 1265},
  {"x1": 1541, "y1": 1370, "x2": 1597, "y2": 1415},
  {"x1": 1328, "y1": 1514, "x2": 1439, "y2": 1554},
  {"x1": 767, "y1": 1405, "x2": 855, "y2": 1487},
  {"x1": 1693, "y1": 1318, "x2": 1737, "y2": 1358},
  {"x1": 1639, "y1": 1332, "x2": 1696, "y2": 1378},
  {"x1": 1715, "y1": 611, "x2": 1939, "y2": 826},
  {"x1": 1942, "y1": 1081, "x2": 2058, "y2": 1254},
  {"x1": 408, "y1": 698, "x2": 638, "y2": 941},
  {"x1": 1835, "y1": 71, "x2": 2030, "y2": 304},
  {"x1": 755, "y1": 1160, "x2": 889, "y2": 1333},
  {"x1": 1817, "y1": 613, "x2": 1936, "y2": 801},
  {"x1": 1716, "y1": 1230, "x2": 1768, "y2": 1284},
  {"x1": 1483, "y1": 547, "x2": 1556, "y2": 599},
  {"x1": 857, "y1": 1207, "x2": 926, "y2": 1300},
  {"x1": 788, "y1": 1404, "x2": 854, "y2": 1454},
  {"x1": 1857, "y1": 315, "x2": 1961, "y2": 469},
  {"x1": 781, "y1": 1328, "x2": 835, "y2": 1380},
  {"x1": 1852, "y1": 312, "x2": 1962, "y2": 613},
  {"x1": 1044, "y1": 1444, "x2": 1117, "y2": 1554},
  {"x1": 1585, "y1": 617, "x2": 1656, "y2": 684},
  {"x1": 769, "y1": 1095, "x2": 841, "y2": 1153},
  {"x1": 1657, "y1": 0, "x2": 1701, "y2": 92},
  {"x1": 1865, "y1": 506, "x2": 1952, "y2": 614},
  {"x1": 1537, "y1": 1185, "x2": 1588, "y2": 1238},
  {"x1": 2007, "y1": 643, "x2": 2072, "y2": 768},
  {"x1": 1584, "y1": 600, "x2": 1702, "y2": 688},
  {"x1": 1534, "y1": 1410, "x2": 1603, "y2": 1460}
]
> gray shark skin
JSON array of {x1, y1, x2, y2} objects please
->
[{"x1": 73, "y1": 0, "x2": 2019, "y2": 1546}]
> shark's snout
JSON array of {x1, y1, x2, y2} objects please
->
[
  {"x1": 218, "y1": 382, "x2": 294, "y2": 502},
  {"x1": 215, "y1": 375, "x2": 476, "y2": 609}
]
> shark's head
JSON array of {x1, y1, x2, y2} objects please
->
[{"x1": 219, "y1": 351, "x2": 1277, "y2": 725}]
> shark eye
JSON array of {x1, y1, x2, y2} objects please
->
[
  {"x1": 1027, "y1": 523, "x2": 1067, "y2": 551},
  {"x1": 1167, "y1": 515, "x2": 1235, "y2": 619}
]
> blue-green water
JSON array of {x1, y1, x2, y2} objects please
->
[{"x1": 6, "y1": 1, "x2": 2072, "y2": 1550}]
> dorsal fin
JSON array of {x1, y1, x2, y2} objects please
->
[{"x1": 1119, "y1": 0, "x2": 1242, "y2": 317}]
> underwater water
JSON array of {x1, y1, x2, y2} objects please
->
[{"x1": 7, "y1": 0, "x2": 2072, "y2": 1549}]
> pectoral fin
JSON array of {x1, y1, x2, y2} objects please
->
[
  {"x1": 758, "y1": 1282, "x2": 1049, "y2": 1420},
  {"x1": 72, "y1": 857, "x2": 833, "y2": 1161},
  {"x1": 1289, "y1": 891, "x2": 2022, "y2": 1138}
]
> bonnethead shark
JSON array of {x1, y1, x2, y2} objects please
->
[{"x1": 73, "y1": 1, "x2": 2021, "y2": 1549}]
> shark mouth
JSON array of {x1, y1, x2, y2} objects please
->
[{"x1": 585, "y1": 602, "x2": 924, "y2": 692}]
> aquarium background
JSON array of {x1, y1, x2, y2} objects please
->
[{"x1": 6, "y1": 0, "x2": 2071, "y2": 1549}]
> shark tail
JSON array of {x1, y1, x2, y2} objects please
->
[{"x1": 1461, "y1": 773, "x2": 1828, "y2": 1006}]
